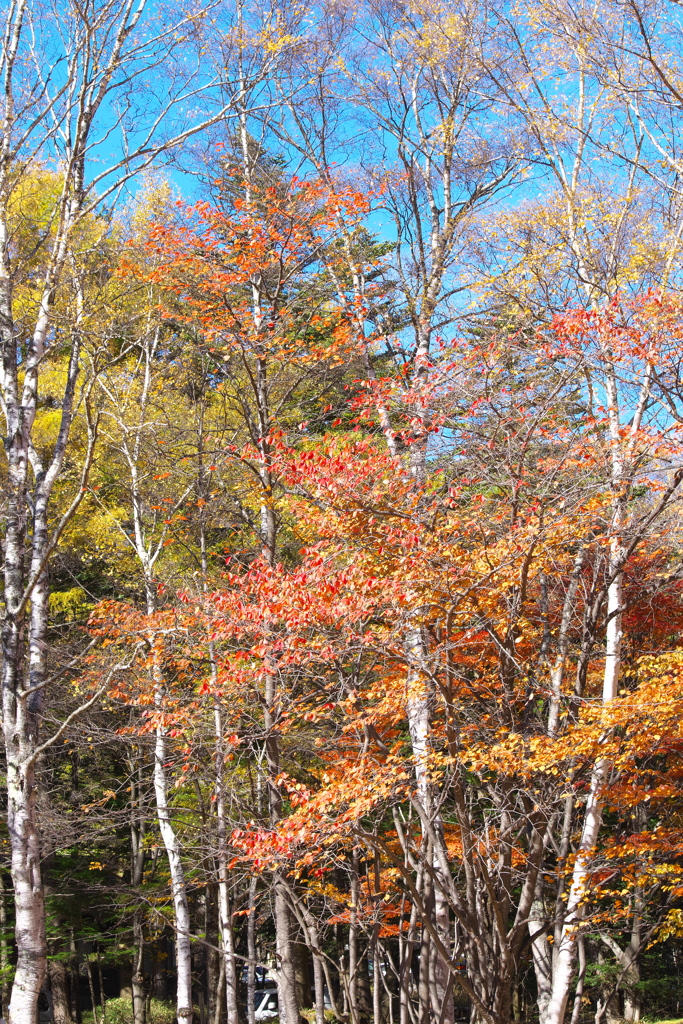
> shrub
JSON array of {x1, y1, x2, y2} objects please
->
[{"x1": 81, "y1": 997, "x2": 176, "y2": 1024}]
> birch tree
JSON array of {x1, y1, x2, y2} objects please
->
[{"x1": 0, "y1": 0, "x2": 286, "y2": 1018}]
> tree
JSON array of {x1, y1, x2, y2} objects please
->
[
  {"x1": 0, "y1": 0, "x2": 292, "y2": 1017},
  {"x1": 217, "y1": 297, "x2": 683, "y2": 1024}
]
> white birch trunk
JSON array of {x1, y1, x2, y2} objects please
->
[
  {"x1": 247, "y1": 878, "x2": 258, "y2": 1024},
  {"x1": 544, "y1": 354, "x2": 635, "y2": 1024},
  {"x1": 215, "y1": 706, "x2": 240, "y2": 1024},
  {"x1": 153, "y1": 717, "x2": 194, "y2": 1024},
  {"x1": 530, "y1": 887, "x2": 552, "y2": 1024},
  {"x1": 4, "y1": 748, "x2": 45, "y2": 1024},
  {"x1": 145, "y1": 568, "x2": 193, "y2": 1024},
  {"x1": 1, "y1": 219, "x2": 81, "y2": 1024}
]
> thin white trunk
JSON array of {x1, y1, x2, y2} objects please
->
[
  {"x1": 247, "y1": 878, "x2": 257, "y2": 1024},
  {"x1": 404, "y1": 627, "x2": 453, "y2": 1024},
  {"x1": 545, "y1": 559, "x2": 621, "y2": 1024},
  {"x1": 544, "y1": 340, "x2": 650, "y2": 1024},
  {"x1": 147, "y1": 575, "x2": 193, "y2": 1024},
  {"x1": 133, "y1": 411, "x2": 192, "y2": 1024},
  {"x1": 215, "y1": 704, "x2": 240, "y2": 1024},
  {"x1": 131, "y1": 752, "x2": 147, "y2": 1024},
  {"x1": 530, "y1": 886, "x2": 552, "y2": 1024},
  {"x1": 603, "y1": 544, "x2": 623, "y2": 707},
  {"x1": 153, "y1": 720, "x2": 193, "y2": 1024},
  {"x1": 405, "y1": 625, "x2": 430, "y2": 808}
]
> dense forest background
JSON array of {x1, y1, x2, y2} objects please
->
[{"x1": 4, "y1": 2, "x2": 683, "y2": 1024}]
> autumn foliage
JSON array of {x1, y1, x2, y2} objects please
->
[{"x1": 96, "y1": 225, "x2": 683, "y2": 1024}]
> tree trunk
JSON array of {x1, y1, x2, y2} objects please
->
[
  {"x1": 530, "y1": 885, "x2": 552, "y2": 1024},
  {"x1": 131, "y1": 750, "x2": 147, "y2": 1024},
  {"x1": 86, "y1": 950, "x2": 99, "y2": 1024},
  {"x1": 97, "y1": 947, "x2": 107, "y2": 1023},
  {"x1": 205, "y1": 887, "x2": 220, "y2": 1024},
  {"x1": 145, "y1": 569, "x2": 193, "y2": 1024},
  {"x1": 1, "y1": 182, "x2": 83, "y2": 1023},
  {"x1": 70, "y1": 929, "x2": 82, "y2": 1024},
  {"x1": 349, "y1": 852, "x2": 360, "y2": 1024},
  {"x1": 622, "y1": 963, "x2": 640, "y2": 1024},
  {"x1": 418, "y1": 876, "x2": 432, "y2": 1024},
  {"x1": 372, "y1": 854, "x2": 383, "y2": 1024},
  {"x1": 264, "y1": 660, "x2": 299, "y2": 1024},
  {"x1": 4, "y1": 742, "x2": 46, "y2": 1024},
  {"x1": 569, "y1": 938, "x2": 586, "y2": 1024},
  {"x1": 153, "y1": 721, "x2": 193, "y2": 1024},
  {"x1": 132, "y1": 912, "x2": 147, "y2": 1024},
  {"x1": 214, "y1": 707, "x2": 240, "y2": 1024},
  {"x1": 3, "y1": 484, "x2": 49, "y2": 1024},
  {"x1": 545, "y1": 352, "x2": 633, "y2": 1024},
  {"x1": 0, "y1": 872, "x2": 11, "y2": 1017},
  {"x1": 211, "y1": 957, "x2": 225, "y2": 1024},
  {"x1": 309, "y1": 920, "x2": 326, "y2": 1024},
  {"x1": 623, "y1": 894, "x2": 643, "y2": 1024},
  {"x1": 398, "y1": 869, "x2": 420, "y2": 1024},
  {"x1": 247, "y1": 878, "x2": 257, "y2": 1024},
  {"x1": 49, "y1": 955, "x2": 75, "y2": 1024},
  {"x1": 431, "y1": 855, "x2": 454, "y2": 1024},
  {"x1": 405, "y1": 627, "x2": 454, "y2": 1024},
  {"x1": 275, "y1": 885, "x2": 301, "y2": 1024},
  {"x1": 216, "y1": 858, "x2": 239, "y2": 1024}
]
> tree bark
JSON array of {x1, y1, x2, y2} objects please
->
[
  {"x1": 569, "y1": 938, "x2": 586, "y2": 1024},
  {"x1": 214, "y1": 702, "x2": 239, "y2": 1024},
  {"x1": 49, "y1": 954, "x2": 75, "y2": 1024},
  {"x1": 153, "y1": 714, "x2": 193, "y2": 1024},
  {"x1": 0, "y1": 871, "x2": 11, "y2": 1017},
  {"x1": 132, "y1": 912, "x2": 147, "y2": 1024},
  {"x1": 86, "y1": 949, "x2": 99, "y2": 1024},
  {"x1": 530, "y1": 886, "x2": 552, "y2": 1024},
  {"x1": 545, "y1": 353, "x2": 635, "y2": 1024},
  {"x1": 150, "y1": 606, "x2": 193, "y2": 1023},
  {"x1": 247, "y1": 878, "x2": 258, "y2": 1024},
  {"x1": 131, "y1": 751, "x2": 148, "y2": 1024},
  {"x1": 205, "y1": 886, "x2": 220, "y2": 1024}
]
